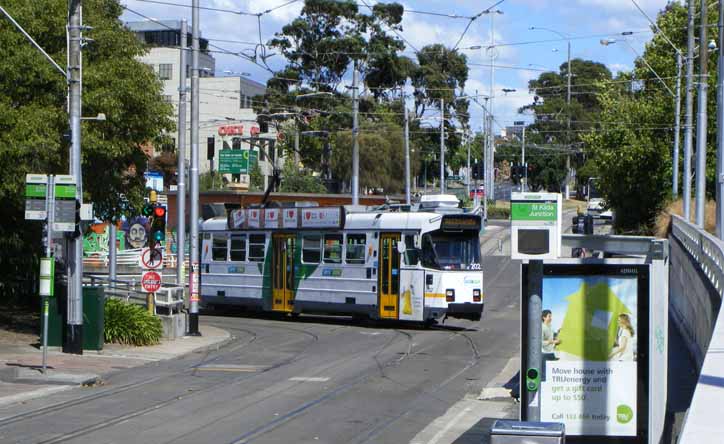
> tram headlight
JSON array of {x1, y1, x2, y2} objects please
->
[
  {"x1": 445, "y1": 289, "x2": 455, "y2": 302},
  {"x1": 473, "y1": 289, "x2": 481, "y2": 302}
]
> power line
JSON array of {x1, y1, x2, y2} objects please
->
[
  {"x1": 452, "y1": 0, "x2": 506, "y2": 50},
  {"x1": 131, "y1": 0, "x2": 258, "y2": 16}
]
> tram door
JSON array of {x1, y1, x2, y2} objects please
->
[
  {"x1": 272, "y1": 234, "x2": 296, "y2": 312},
  {"x1": 378, "y1": 233, "x2": 401, "y2": 319}
]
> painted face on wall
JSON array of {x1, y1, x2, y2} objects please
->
[{"x1": 127, "y1": 223, "x2": 148, "y2": 248}]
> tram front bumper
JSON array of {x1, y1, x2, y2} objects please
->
[{"x1": 446, "y1": 303, "x2": 484, "y2": 321}]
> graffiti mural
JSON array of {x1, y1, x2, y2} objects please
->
[{"x1": 83, "y1": 223, "x2": 126, "y2": 256}]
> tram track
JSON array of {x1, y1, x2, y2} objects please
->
[{"x1": 0, "y1": 319, "x2": 320, "y2": 441}]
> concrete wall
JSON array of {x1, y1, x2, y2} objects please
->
[{"x1": 668, "y1": 234, "x2": 722, "y2": 368}]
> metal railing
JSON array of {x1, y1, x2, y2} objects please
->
[
  {"x1": 83, "y1": 249, "x2": 189, "y2": 270},
  {"x1": 83, "y1": 275, "x2": 185, "y2": 313},
  {"x1": 670, "y1": 215, "x2": 724, "y2": 442},
  {"x1": 671, "y1": 215, "x2": 724, "y2": 298}
]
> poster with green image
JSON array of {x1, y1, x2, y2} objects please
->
[{"x1": 540, "y1": 275, "x2": 638, "y2": 437}]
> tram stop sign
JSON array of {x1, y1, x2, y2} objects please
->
[{"x1": 141, "y1": 271, "x2": 162, "y2": 293}]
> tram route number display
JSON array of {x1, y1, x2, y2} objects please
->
[{"x1": 141, "y1": 271, "x2": 162, "y2": 293}]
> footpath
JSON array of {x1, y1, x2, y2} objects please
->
[{"x1": 0, "y1": 325, "x2": 230, "y2": 407}]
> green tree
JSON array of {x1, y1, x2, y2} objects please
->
[
  {"x1": 0, "y1": 0, "x2": 174, "y2": 302},
  {"x1": 279, "y1": 158, "x2": 327, "y2": 193},
  {"x1": 249, "y1": 162, "x2": 264, "y2": 192}
]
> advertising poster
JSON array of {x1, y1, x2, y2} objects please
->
[
  {"x1": 398, "y1": 270, "x2": 424, "y2": 321},
  {"x1": 540, "y1": 275, "x2": 638, "y2": 437}
]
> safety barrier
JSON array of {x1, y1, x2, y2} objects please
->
[
  {"x1": 670, "y1": 215, "x2": 724, "y2": 442},
  {"x1": 83, "y1": 249, "x2": 189, "y2": 270}
]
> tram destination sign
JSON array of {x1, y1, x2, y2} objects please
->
[
  {"x1": 441, "y1": 215, "x2": 481, "y2": 231},
  {"x1": 53, "y1": 175, "x2": 76, "y2": 232},
  {"x1": 228, "y1": 207, "x2": 345, "y2": 230},
  {"x1": 25, "y1": 174, "x2": 48, "y2": 220}
]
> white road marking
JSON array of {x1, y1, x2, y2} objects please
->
[
  {"x1": 195, "y1": 364, "x2": 267, "y2": 372},
  {"x1": 289, "y1": 377, "x2": 330, "y2": 382},
  {"x1": 426, "y1": 407, "x2": 472, "y2": 444}
]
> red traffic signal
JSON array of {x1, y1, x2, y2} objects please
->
[{"x1": 154, "y1": 206, "x2": 166, "y2": 218}]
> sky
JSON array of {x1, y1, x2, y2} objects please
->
[{"x1": 121, "y1": 0, "x2": 672, "y2": 134}]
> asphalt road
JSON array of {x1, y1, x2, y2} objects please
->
[{"x1": 0, "y1": 239, "x2": 521, "y2": 444}]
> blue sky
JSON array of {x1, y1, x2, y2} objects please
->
[{"x1": 121, "y1": 0, "x2": 671, "y2": 133}]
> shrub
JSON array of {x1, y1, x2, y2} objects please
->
[
  {"x1": 104, "y1": 298, "x2": 163, "y2": 346},
  {"x1": 487, "y1": 205, "x2": 511, "y2": 219}
]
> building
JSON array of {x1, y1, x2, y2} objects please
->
[{"x1": 126, "y1": 20, "x2": 273, "y2": 188}]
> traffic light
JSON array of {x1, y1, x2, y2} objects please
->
[
  {"x1": 472, "y1": 162, "x2": 484, "y2": 180},
  {"x1": 142, "y1": 202, "x2": 154, "y2": 217},
  {"x1": 207, "y1": 136, "x2": 215, "y2": 159},
  {"x1": 150, "y1": 205, "x2": 166, "y2": 245}
]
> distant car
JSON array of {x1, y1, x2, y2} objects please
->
[{"x1": 587, "y1": 198, "x2": 614, "y2": 220}]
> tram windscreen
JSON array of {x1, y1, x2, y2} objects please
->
[{"x1": 421, "y1": 230, "x2": 481, "y2": 270}]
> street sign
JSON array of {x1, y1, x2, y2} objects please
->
[
  {"x1": 218, "y1": 149, "x2": 258, "y2": 174},
  {"x1": 140, "y1": 247, "x2": 164, "y2": 270},
  {"x1": 53, "y1": 175, "x2": 76, "y2": 232},
  {"x1": 141, "y1": 271, "x2": 162, "y2": 293},
  {"x1": 144, "y1": 171, "x2": 164, "y2": 192},
  {"x1": 447, "y1": 175, "x2": 462, "y2": 181},
  {"x1": 25, "y1": 174, "x2": 48, "y2": 220}
]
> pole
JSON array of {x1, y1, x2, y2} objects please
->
[
  {"x1": 188, "y1": 0, "x2": 201, "y2": 336},
  {"x1": 683, "y1": 0, "x2": 695, "y2": 220},
  {"x1": 404, "y1": 106, "x2": 411, "y2": 205},
  {"x1": 489, "y1": 14, "x2": 496, "y2": 205},
  {"x1": 351, "y1": 61, "x2": 360, "y2": 205},
  {"x1": 565, "y1": 40, "x2": 572, "y2": 200},
  {"x1": 294, "y1": 128, "x2": 300, "y2": 167},
  {"x1": 466, "y1": 131, "x2": 471, "y2": 197},
  {"x1": 526, "y1": 260, "x2": 543, "y2": 421},
  {"x1": 522, "y1": 126, "x2": 527, "y2": 192},
  {"x1": 66, "y1": 0, "x2": 83, "y2": 355},
  {"x1": 440, "y1": 98, "x2": 445, "y2": 193},
  {"x1": 482, "y1": 106, "x2": 488, "y2": 221},
  {"x1": 717, "y1": 0, "x2": 724, "y2": 238},
  {"x1": 695, "y1": 0, "x2": 708, "y2": 228},
  {"x1": 177, "y1": 19, "x2": 187, "y2": 287},
  {"x1": 109, "y1": 222, "x2": 116, "y2": 286},
  {"x1": 674, "y1": 52, "x2": 682, "y2": 198},
  {"x1": 42, "y1": 176, "x2": 54, "y2": 374}
]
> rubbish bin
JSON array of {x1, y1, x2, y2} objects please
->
[
  {"x1": 490, "y1": 420, "x2": 565, "y2": 444},
  {"x1": 39, "y1": 285, "x2": 105, "y2": 351},
  {"x1": 82, "y1": 286, "x2": 105, "y2": 351}
]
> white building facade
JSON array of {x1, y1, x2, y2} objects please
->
[{"x1": 127, "y1": 20, "x2": 274, "y2": 188}]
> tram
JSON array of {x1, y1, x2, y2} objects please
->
[{"x1": 199, "y1": 206, "x2": 484, "y2": 323}]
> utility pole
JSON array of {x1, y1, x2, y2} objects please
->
[
  {"x1": 66, "y1": 0, "x2": 83, "y2": 354},
  {"x1": 684, "y1": 0, "x2": 695, "y2": 220},
  {"x1": 177, "y1": 19, "x2": 187, "y2": 287},
  {"x1": 565, "y1": 39, "x2": 571, "y2": 200},
  {"x1": 466, "y1": 130, "x2": 471, "y2": 197},
  {"x1": 188, "y1": 0, "x2": 201, "y2": 336},
  {"x1": 440, "y1": 98, "x2": 446, "y2": 193},
  {"x1": 482, "y1": 104, "x2": 488, "y2": 221},
  {"x1": 522, "y1": 126, "x2": 527, "y2": 192},
  {"x1": 717, "y1": 0, "x2": 724, "y2": 238},
  {"x1": 695, "y1": 0, "x2": 708, "y2": 228},
  {"x1": 404, "y1": 106, "x2": 411, "y2": 205},
  {"x1": 674, "y1": 52, "x2": 682, "y2": 198},
  {"x1": 351, "y1": 61, "x2": 360, "y2": 205},
  {"x1": 108, "y1": 222, "x2": 116, "y2": 287}
]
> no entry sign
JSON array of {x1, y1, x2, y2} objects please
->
[{"x1": 141, "y1": 271, "x2": 162, "y2": 293}]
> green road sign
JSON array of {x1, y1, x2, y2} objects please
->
[
  {"x1": 447, "y1": 175, "x2": 462, "y2": 181},
  {"x1": 53, "y1": 175, "x2": 76, "y2": 232},
  {"x1": 219, "y1": 149, "x2": 258, "y2": 174},
  {"x1": 25, "y1": 174, "x2": 48, "y2": 220},
  {"x1": 511, "y1": 201, "x2": 558, "y2": 221}
]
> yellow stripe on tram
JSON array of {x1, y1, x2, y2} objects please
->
[{"x1": 425, "y1": 293, "x2": 446, "y2": 299}]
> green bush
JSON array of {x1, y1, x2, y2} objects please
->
[
  {"x1": 104, "y1": 299, "x2": 163, "y2": 346},
  {"x1": 487, "y1": 205, "x2": 511, "y2": 219}
]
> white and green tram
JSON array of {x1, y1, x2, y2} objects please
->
[{"x1": 199, "y1": 206, "x2": 484, "y2": 322}]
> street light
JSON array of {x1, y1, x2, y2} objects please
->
[
  {"x1": 80, "y1": 113, "x2": 106, "y2": 121},
  {"x1": 501, "y1": 88, "x2": 516, "y2": 94},
  {"x1": 222, "y1": 69, "x2": 251, "y2": 76}
]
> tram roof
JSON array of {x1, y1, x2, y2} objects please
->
[{"x1": 201, "y1": 210, "x2": 480, "y2": 232}]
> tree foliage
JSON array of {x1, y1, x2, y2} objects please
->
[{"x1": 0, "y1": 0, "x2": 174, "y2": 302}]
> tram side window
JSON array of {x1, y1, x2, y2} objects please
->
[
  {"x1": 323, "y1": 234, "x2": 343, "y2": 264},
  {"x1": 212, "y1": 234, "x2": 228, "y2": 261},
  {"x1": 302, "y1": 235, "x2": 321, "y2": 263},
  {"x1": 230, "y1": 235, "x2": 246, "y2": 262},
  {"x1": 403, "y1": 234, "x2": 420, "y2": 265},
  {"x1": 345, "y1": 234, "x2": 366, "y2": 264},
  {"x1": 248, "y1": 234, "x2": 266, "y2": 262}
]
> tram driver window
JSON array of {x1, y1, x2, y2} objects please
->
[
  {"x1": 248, "y1": 234, "x2": 266, "y2": 262},
  {"x1": 212, "y1": 234, "x2": 228, "y2": 261},
  {"x1": 230, "y1": 235, "x2": 246, "y2": 262},
  {"x1": 302, "y1": 235, "x2": 321, "y2": 263},
  {"x1": 345, "y1": 234, "x2": 366, "y2": 264},
  {"x1": 323, "y1": 234, "x2": 343, "y2": 264}
]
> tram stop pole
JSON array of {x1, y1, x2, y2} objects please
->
[{"x1": 526, "y1": 259, "x2": 544, "y2": 421}]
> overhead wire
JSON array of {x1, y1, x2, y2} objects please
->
[{"x1": 452, "y1": 0, "x2": 506, "y2": 50}]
